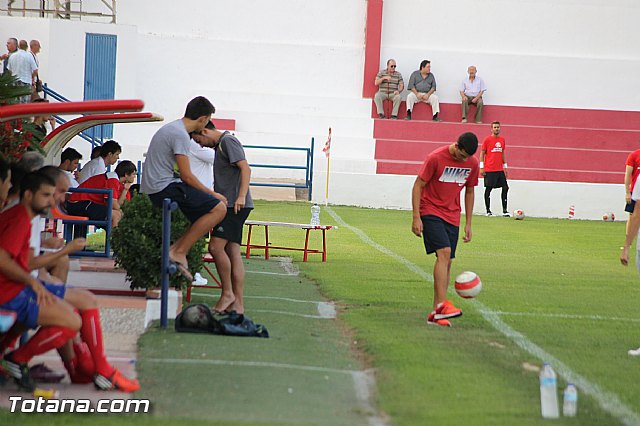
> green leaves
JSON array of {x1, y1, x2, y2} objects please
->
[{"x1": 111, "y1": 194, "x2": 205, "y2": 290}]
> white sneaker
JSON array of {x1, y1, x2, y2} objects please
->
[
  {"x1": 192, "y1": 273, "x2": 208, "y2": 286},
  {"x1": 628, "y1": 347, "x2": 640, "y2": 356}
]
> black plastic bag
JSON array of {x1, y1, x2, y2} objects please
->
[{"x1": 175, "y1": 303, "x2": 269, "y2": 338}]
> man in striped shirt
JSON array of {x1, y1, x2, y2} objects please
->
[{"x1": 374, "y1": 59, "x2": 404, "y2": 120}]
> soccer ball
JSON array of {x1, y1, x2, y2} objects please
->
[
  {"x1": 602, "y1": 212, "x2": 615, "y2": 222},
  {"x1": 455, "y1": 271, "x2": 482, "y2": 299},
  {"x1": 513, "y1": 209, "x2": 525, "y2": 220}
]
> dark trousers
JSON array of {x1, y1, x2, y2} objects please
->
[{"x1": 484, "y1": 186, "x2": 509, "y2": 213}]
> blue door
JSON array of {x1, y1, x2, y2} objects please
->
[{"x1": 84, "y1": 33, "x2": 117, "y2": 140}]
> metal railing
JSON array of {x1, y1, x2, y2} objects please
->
[
  {"x1": 43, "y1": 83, "x2": 105, "y2": 149},
  {"x1": 245, "y1": 137, "x2": 315, "y2": 200},
  {"x1": 2, "y1": 0, "x2": 117, "y2": 23},
  {"x1": 60, "y1": 187, "x2": 113, "y2": 257}
]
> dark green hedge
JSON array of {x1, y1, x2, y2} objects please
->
[{"x1": 111, "y1": 194, "x2": 205, "y2": 290}]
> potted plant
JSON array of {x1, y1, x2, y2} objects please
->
[{"x1": 111, "y1": 194, "x2": 205, "y2": 291}]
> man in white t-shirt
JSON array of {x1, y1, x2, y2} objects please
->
[
  {"x1": 58, "y1": 147, "x2": 82, "y2": 188},
  {"x1": 7, "y1": 40, "x2": 37, "y2": 103},
  {"x1": 189, "y1": 137, "x2": 215, "y2": 190},
  {"x1": 77, "y1": 140, "x2": 121, "y2": 184}
]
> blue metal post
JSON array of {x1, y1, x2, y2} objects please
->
[
  {"x1": 104, "y1": 189, "x2": 113, "y2": 257},
  {"x1": 160, "y1": 198, "x2": 177, "y2": 328},
  {"x1": 308, "y1": 137, "x2": 314, "y2": 201},
  {"x1": 136, "y1": 160, "x2": 142, "y2": 184}
]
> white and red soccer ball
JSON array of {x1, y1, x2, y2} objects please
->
[
  {"x1": 513, "y1": 209, "x2": 525, "y2": 220},
  {"x1": 455, "y1": 271, "x2": 482, "y2": 299},
  {"x1": 602, "y1": 212, "x2": 615, "y2": 222}
]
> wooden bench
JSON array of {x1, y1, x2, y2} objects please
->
[{"x1": 244, "y1": 220, "x2": 334, "y2": 262}]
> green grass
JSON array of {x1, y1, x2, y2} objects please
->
[
  {"x1": 4, "y1": 200, "x2": 639, "y2": 425},
  {"x1": 246, "y1": 201, "x2": 637, "y2": 425}
]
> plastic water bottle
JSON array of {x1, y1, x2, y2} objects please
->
[
  {"x1": 563, "y1": 383, "x2": 578, "y2": 417},
  {"x1": 310, "y1": 203, "x2": 321, "y2": 226},
  {"x1": 539, "y1": 363, "x2": 559, "y2": 418}
]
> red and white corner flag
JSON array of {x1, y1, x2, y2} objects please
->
[
  {"x1": 324, "y1": 127, "x2": 331, "y2": 205},
  {"x1": 323, "y1": 127, "x2": 332, "y2": 158}
]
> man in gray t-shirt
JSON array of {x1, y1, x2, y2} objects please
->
[
  {"x1": 193, "y1": 123, "x2": 252, "y2": 315},
  {"x1": 142, "y1": 96, "x2": 227, "y2": 281},
  {"x1": 406, "y1": 59, "x2": 441, "y2": 122}
]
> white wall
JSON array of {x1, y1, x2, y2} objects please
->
[
  {"x1": 323, "y1": 172, "x2": 625, "y2": 221},
  {"x1": 1, "y1": 1, "x2": 636, "y2": 219},
  {"x1": 380, "y1": 0, "x2": 640, "y2": 110}
]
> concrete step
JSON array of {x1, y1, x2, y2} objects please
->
[{"x1": 371, "y1": 100, "x2": 640, "y2": 130}]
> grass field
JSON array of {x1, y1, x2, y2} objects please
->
[
  {"x1": 3, "y1": 199, "x2": 640, "y2": 425},
  {"x1": 244, "y1": 201, "x2": 640, "y2": 425}
]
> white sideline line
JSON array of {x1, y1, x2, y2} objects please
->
[
  {"x1": 252, "y1": 309, "x2": 332, "y2": 319},
  {"x1": 325, "y1": 206, "x2": 640, "y2": 426},
  {"x1": 190, "y1": 292, "x2": 324, "y2": 304},
  {"x1": 189, "y1": 294, "x2": 337, "y2": 319},
  {"x1": 485, "y1": 310, "x2": 640, "y2": 323},
  {"x1": 146, "y1": 357, "x2": 358, "y2": 375},
  {"x1": 246, "y1": 270, "x2": 299, "y2": 276},
  {"x1": 147, "y1": 358, "x2": 384, "y2": 425}
]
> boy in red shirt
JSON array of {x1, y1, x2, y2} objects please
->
[
  {"x1": 66, "y1": 160, "x2": 136, "y2": 228},
  {"x1": 411, "y1": 132, "x2": 479, "y2": 327},
  {"x1": 479, "y1": 121, "x2": 509, "y2": 216}
]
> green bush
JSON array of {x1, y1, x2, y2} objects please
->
[{"x1": 111, "y1": 194, "x2": 205, "y2": 290}]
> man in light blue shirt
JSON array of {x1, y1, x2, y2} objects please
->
[{"x1": 459, "y1": 66, "x2": 487, "y2": 124}]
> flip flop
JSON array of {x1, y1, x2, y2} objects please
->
[{"x1": 169, "y1": 260, "x2": 193, "y2": 281}]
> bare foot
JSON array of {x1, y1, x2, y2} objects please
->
[
  {"x1": 168, "y1": 248, "x2": 189, "y2": 270},
  {"x1": 228, "y1": 301, "x2": 244, "y2": 315},
  {"x1": 213, "y1": 293, "x2": 235, "y2": 314}
]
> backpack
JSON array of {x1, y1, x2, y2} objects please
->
[{"x1": 175, "y1": 303, "x2": 269, "y2": 338}]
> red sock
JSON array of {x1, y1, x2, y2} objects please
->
[
  {"x1": 11, "y1": 326, "x2": 76, "y2": 364},
  {"x1": 79, "y1": 309, "x2": 113, "y2": 377},
  {"x1": 0, "y1": 326, "x2": 23, "y2": 354},
  {"x1": 72, "y1": 340, "x2": 95, "y2": 375}
]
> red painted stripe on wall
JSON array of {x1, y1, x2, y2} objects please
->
[
  {"x1": 211, "y1": 118, "x2": 236, "y2": 131},
  {"x1": 362, "y1": 0, "x2": 383, "y2": 99}
]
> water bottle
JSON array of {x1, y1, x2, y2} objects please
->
[
  {"x1": 539, "y1": 363, "x2": 559, "y2": 418},
  {"x1": 310, "y1": 203, "x2": 321, "y2": 226},
  {"x1": 563, "y1": 383, "x2": 578, "y2": 417}
]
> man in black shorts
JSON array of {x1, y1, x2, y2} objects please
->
[
  {"x1": 411, "y1": 133, "x2": 480, "y2": 327},
  {"x1": 479, "y1": 121, "x2": 509, "y2": 216},
  {"x1": 194, "y1": 122, "x2": 253, "y2": 314},
  {"x1": 141, "y1": 97, "x2": 228, "y2": 280}
]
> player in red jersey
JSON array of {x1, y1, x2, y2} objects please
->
[
  {"x1": 411, "y1": 132, "x2": 479, "y2": 327},
  {"x1": 479, "y1": 121, "x2": 509, "y2": 216}
]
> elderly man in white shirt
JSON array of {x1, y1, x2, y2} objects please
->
[
  {"x1": 7, "y1": 40, "x2": 37, "y2": 103},
  {"x1": 459, "y1": 65, "x2": 487, "y2": 124}
]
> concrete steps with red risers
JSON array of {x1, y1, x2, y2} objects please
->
[
  {"x1": 372, "y1": 101, "x2": 640, "y2": 130},
  {"x1": 373, "y1": 103, "x2": 640, "y2": 184}
]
